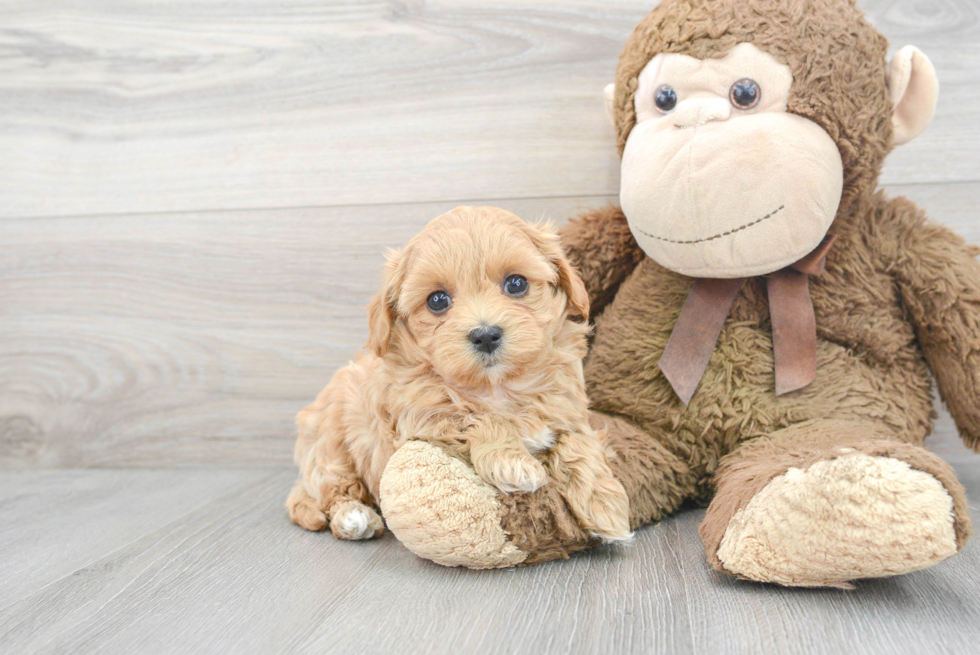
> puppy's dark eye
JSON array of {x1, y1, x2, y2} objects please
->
[
  {"x1": 654, "y1": 84, "x2": 677, "y2": 113},
  {"x1": 426, "y1": 291, "x2": 451, "y2": 314},
  {"x1": 729, "y1": 78, "x2": 761, "y2": 109},
  {"x1": 503, "y1": 275, "x2": 528, "y2": 297}
]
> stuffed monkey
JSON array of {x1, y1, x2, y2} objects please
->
[{"x1": 378, "y1": 0, "x2": 978, "y2": 587}]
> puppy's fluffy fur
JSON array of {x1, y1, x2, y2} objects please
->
[{"x1": 286, "y1": 206, "x2": 631, "y2": 542}]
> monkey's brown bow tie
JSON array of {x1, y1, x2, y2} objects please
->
[{"x1": 657, "y1": 235, "x2": 837, "y2": 405}]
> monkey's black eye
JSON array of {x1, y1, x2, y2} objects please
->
[
  {"x1": 654, "y1": 84, "x2": 677, "y2": 113},
  {"x1": 730, "y1": 78, "x2": 761, "y2": 109},
  {"x1": 503, "y1": 275, "x2": 529, "y2": 297},
  {"x1": 426, "y1": 291, "x2": 451, "y2": 313}
]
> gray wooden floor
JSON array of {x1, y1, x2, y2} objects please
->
[{"x1": 2, "y1": 1, "x2": 980, "y2": 653}]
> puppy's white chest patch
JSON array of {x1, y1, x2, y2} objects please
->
[{"x1": 522, "y1": 428, "x2": 556, "y2": 453}]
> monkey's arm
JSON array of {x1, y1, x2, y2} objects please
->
[
  {"x1": 881, "y1": 194, "x2": 980, "y2": 451},
  {"x1": 559, "y1": 205, "x2": 645, "y2": 316}
]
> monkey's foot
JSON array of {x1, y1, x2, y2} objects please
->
[
  {"x1": 379, "y1": 441, "x2": 529, "y2": 569},
  {"x1": 715, "y1": 451, "x2": 961, "y2": 587},
  {"x1": 379, "y1": 440, "x2": 600, "y2": 569}
]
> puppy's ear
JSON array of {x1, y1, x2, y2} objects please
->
[
  {"x1": 366, "y1": 248, "x2": 403, "y2": 357},
  {"x1": 524, "y1": 222, "x2": 590, "y2": 320}
]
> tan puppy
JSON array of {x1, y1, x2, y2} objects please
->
[{"x1": 286, "y1": 206, "x2": 631, "y2": 544}]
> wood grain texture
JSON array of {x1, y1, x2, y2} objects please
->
[
  {"x1": 3, "y1": 185, "x2": 980, "y2": 467},
  {"x1": 1, "y1": 439, "x2": 979, "y2": 655},
  {"x1": 0, "y1": 0, "x2": 976, "y2": 219},
  {"x1": 0, "y1": 195, "x2": 617, "y2": 466},
  {"x1": 2, "y1": 2, "x2": 980, "y2": 652}
]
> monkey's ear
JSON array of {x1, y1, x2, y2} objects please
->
[
  {"x1": 887, "y1": 46, "x2": 939, "y2": 146},
  {"x1": 366, "y1": 249, "x2": 403, "y2": 357},
  {"x1": 603, "y1": 83, "x2": 616, "y2": 126}
]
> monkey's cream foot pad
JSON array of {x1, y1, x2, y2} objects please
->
[
  {"x1": 379, "y1": 440, "x2": 528, "y2": 569},
  {"x1": 717, "y1": 452, "x2": 959, "y2": 588}
]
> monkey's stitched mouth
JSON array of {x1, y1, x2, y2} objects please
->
[{"x1": 633, "y1": 205, "x2": 785, "y2": 245}]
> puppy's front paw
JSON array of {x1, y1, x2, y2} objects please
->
[
  {"x1": 475, "y1": 451, "x2": 548, "y2": 494},
  {"x1": 330, "y1": 500, "x2": 384, "y2": 540},
  {"x1": 580, "y1": 479, "x2": 632, "y2": 543},
  {"x1": 545, "y1": 432, "x2": 632, "y2": 542}
]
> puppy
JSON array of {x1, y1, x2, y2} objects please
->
[{"x1": 286, "y1": 206, "x2": 631, "y2": 543}]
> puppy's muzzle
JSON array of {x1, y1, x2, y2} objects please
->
[{"x1": 469, "y1": 325, "x2": 503, "y2": 354}]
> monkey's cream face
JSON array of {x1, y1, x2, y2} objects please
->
[{"x1": 620, "y1": 43, "x2": 844, "y2": 278}]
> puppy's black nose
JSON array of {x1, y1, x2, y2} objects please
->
[{"x1": 469, "y1": 325, "x2": 503, "y2": 354}]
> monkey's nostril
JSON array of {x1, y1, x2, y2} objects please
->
[{"x1": 468, "y1": 325, "x2": 503, "y2": 354}]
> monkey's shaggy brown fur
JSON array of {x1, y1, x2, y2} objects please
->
[{"x1": 551, "y1": 0, "x2": 978, "y2": 575}]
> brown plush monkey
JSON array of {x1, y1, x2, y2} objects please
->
[{"x1": 377, "y1": 0, "x2": 979, "y2": 587}]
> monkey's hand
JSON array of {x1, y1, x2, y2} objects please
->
[{"x1": 882, "y1": 195, "x2": 980, "y2": 451}]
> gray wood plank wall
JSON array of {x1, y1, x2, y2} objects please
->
[{"x1": 2, "y1": 0, "x2": 979, "y2": 469}]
